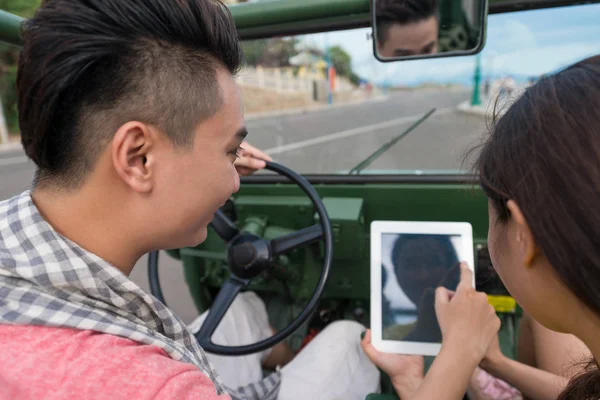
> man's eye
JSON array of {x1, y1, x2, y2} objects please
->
[{"x1": 422, "y1": 43, "x2": 436, "y2": 54}]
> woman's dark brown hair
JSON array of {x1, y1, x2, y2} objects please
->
[{"x1": 474, "y1": 54, "x2": 600, "y2": 399}]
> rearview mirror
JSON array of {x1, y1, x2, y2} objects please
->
[{"x1": 372, "y1": 0, "x2": 488, "y2": 62}]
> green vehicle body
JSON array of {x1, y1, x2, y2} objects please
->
[{"x1": 0, "y1": 0, "x2": 565, "y2": 46}]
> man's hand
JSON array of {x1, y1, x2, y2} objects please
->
[
  {"x1": 361, "y1": 329, "x2": 425, "y2": 399},
  {"x1": 235, "y1": 141, "x2": 273, "y2": 176}
]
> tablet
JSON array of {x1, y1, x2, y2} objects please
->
[{"x1": 370, "y1": 221, "x2": 474, "y2": 356}]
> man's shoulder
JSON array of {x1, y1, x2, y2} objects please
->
[
  {"x1": 0, "y1": 324, "x2": 171, "y2": 370},
  {"x1": 0, "y1": 323, "x2": 153, "y2": 350},
  {"x1": 0, "y1": 324, "x2": 226, "y2": 400},
  {"x1": 0, "y1": 191, "x2": 31, "y2": 244},
  {"x1": 0, "y1": 191, "x2": 28, "y2": 218},
  {"x1": 0, "y1": 196, "x2": 9, "y2": 217}
]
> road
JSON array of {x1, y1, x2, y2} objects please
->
[
  {"x1": 0, "y1": 88, "x2": 486, "y2": 324},
  {"x1": 248, "y1": 88, "x2": 485, "y2": 173}
]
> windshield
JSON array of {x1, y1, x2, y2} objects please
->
[{"x1": 241, "y1": 3, "x2": 600, "y2": 175}]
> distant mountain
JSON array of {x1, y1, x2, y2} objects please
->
[{"x1": 374, "y1": 71, "x2": 537, "y2": 88}]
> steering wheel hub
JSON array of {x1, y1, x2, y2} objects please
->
[{"x1": 228, "y1": 234, "x2": 270, "y2": 279}]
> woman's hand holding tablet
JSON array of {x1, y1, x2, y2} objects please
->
[
  {"x1": 362, "y1": 263, "x2": 501, "y2": 400},
  {"x1": 360, "y1": 330, "x2": 425, "y2": 399}
]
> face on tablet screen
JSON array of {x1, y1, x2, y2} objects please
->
[{"x1": 381, "y1": 233, "x2": 463, "y2": 343}]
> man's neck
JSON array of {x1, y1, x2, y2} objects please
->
[{"x1": 31, "y1": 185, "x2": 145, "y2": 276}]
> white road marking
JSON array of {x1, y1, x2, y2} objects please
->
[
  {"x1": 245, "y1": 95, "x2": 390, "y2": 122},
  {"x1": 263, "y1": 107, "x2": 453, "y2": 155},
  {"x1": 0, "y1": 142, "x2": 22, "y2": 152},
  {"x1": 0, "y1": 105, "x2": 457, "y2": 163},
  {"x1": 0, "y1": 156, "x2": 29, "y2": 167}
]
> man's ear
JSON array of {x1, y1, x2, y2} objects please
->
[
  {"x1": 506, "y1": 200, "x2": 539, "y2": 267},
  {"x1": 111, "y1": 122, "x2": 157, "y2": 193}
]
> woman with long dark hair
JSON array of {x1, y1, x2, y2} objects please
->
[{"x1": 362, "y1": 54, "x2": 600, "y2": 399}]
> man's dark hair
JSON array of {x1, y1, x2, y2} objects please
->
[
  {"x1": 18, "y1": 0, "x2": 244, "y2": 188},
  {"x1": 375, "y1": 0, "x2": 439, "y2": 44},
  {"x1": 391, "y1": 234, "x2": 459, "y2": 302}
]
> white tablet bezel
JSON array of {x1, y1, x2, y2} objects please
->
[{"x1": 370, "y1": 221, "x2": 475, "y2": 356}]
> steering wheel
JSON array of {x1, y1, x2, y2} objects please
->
[{"x1": 148, "y1": 161, "x2": 333, "y2": 356}]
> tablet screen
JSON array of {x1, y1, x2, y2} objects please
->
[{"x1": 381, "y1": 233, "x2": 463, "y2": 343}]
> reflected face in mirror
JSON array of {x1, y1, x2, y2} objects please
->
[
  {"x1": 391, "y1": 234, "x2": 460, "y2": 305},
  {"x1": 375, "y1": 0, "x2": 439, "y2": 58},
  {"x1": 377, "y1": 16, "x2": 439, "y2": 57}
]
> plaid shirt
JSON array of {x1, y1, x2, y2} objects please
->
[{"x1": 0, "y1": 190, "x2": 281, "y2": 400}]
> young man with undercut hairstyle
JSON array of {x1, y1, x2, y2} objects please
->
[{"x1": 0, "y1": 1, "x2": 379, "y2": 399}]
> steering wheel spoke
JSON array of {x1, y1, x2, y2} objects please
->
[
  {"x1": 270, "y1": 224, "x2": 324, "y2": 257},
  {"x1": 210, "y1": 209, "x2": 240, "y2": 242},
  {"x1": 149, "y1": 161, "x2": 333, "y2": 356},
  {"x1": 194, "y1": 276, "x2": 249, "y2": 347}
]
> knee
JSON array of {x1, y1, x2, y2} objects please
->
[
  {"x1": 319, "y1": 320, "x2": 366, "y2": 344},
  {"x1": 316, "y1": 321, "x2": 380, "y2": 382},
  {"x1": 186, "y1": 291, "x2": 267, "y2": 334}
]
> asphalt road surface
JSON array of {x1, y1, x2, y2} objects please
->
[{"x1": 0, "y1": 88, "x2": 486, "y2": 324}]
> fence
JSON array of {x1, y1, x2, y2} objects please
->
[{"x1": 235, "y1": 66, "x2": 355, "y2": 94}]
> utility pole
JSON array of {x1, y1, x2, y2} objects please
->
[
  {"x1": 0, "y1": 95, "x2": 9, "y2": 145},
  {"x1": 471, "y1": 53, "x2": 482, "y2": 106},
  {"x1": 324, "y1": 33, "x2": 334, "y2": 105}
]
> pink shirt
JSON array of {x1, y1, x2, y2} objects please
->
[{"x1": 0, "y1": 324, "x2": 228, "y2": 400}]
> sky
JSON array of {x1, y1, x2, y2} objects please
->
[{"x1": 295, "y1": 3, "x2": 600, "y2": 86}]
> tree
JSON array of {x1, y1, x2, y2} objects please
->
[
  {"x1": 328, "y1": 46, "x2": 352, "y2": 78},
  {"x1": 241, "y1": 40, "x2": 268, "y2": 67},
  {"x1": 326, "y1": 45, "x2": 363, "y2": 87},
  {"x1": 0, "y1": 0, "x2": 42, "y2": 136},
  {"x1": 0, "y1": 0, "x2": 41, "y2": 19},
  {"x1": 242, "y1": 37, "x2": 300, "y2": 68},
  {"x1": 260, "y1": 37, "x2": 298, "y2": 67},
  {"x1": 349, "y1": 72, "x2": 361, "y2": 87}
]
